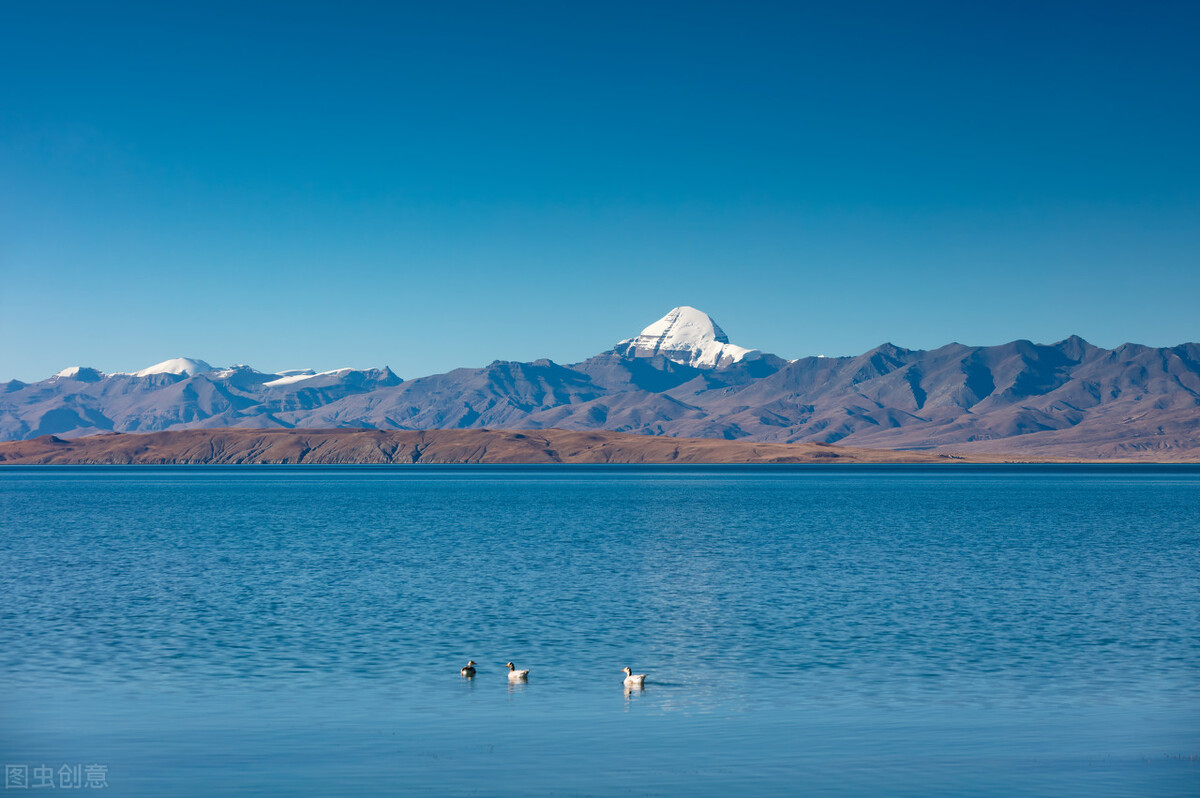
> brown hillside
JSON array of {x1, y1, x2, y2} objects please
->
[{"x1": 0, "y1": 428, "x2": 1014, "y2": 465}]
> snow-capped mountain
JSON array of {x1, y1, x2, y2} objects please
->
[
  {"x1": 51, "y1": 366, "x2": 106, "y2": 382},
  {"x1": 128, "y1": 357, "x2": 213, "y2": 378},
  {"x1": 3, "y1": 309, "x2": 1199, "y2": 458},
  {"x1": 612, "y1": 306, "x2": 765, "y2": 368}
]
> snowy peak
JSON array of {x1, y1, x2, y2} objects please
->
[
  {"x1": 614, "y1": 306, "x2": 761, "y2": 369},
  {"x1": 131, "y1": 357, "x2": 213, "y2": 378},
  {"x1": 641, "y1": 306, "x2": 732, "y2": 346},
  {"x1": 52, "y1": 366, "x2": 106, "y2": 382}
]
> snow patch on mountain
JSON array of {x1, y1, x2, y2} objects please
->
[
  {"x1": 54, "y1": 366, "x2": 101, "y2": 379},
  {"x1": 614, "y1": 306, "x2": 761, "y2": 368},
  {"x1": 209, "y1": 365, "x2": 263, "y2": 378},
  {"x1": 263, "y1": 368, "x2": 352, "y2": 387},
  {"x1": 130, "y1": 358, "x2": 214, "y2": 378}
]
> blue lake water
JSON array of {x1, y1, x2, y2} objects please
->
[{"x1": 1, "y1": 465, "x2": 1198, "y2": 795}]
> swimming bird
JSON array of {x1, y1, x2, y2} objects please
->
[
  {"x1": 622, "y1": 667, "x2": 646, "y2": 687},
  {"x1": 461, "y1": 660, "x2": 476, "y2": 677},
  {"x1": 506, "y1": 662, "x2": 530, "y2": 680}
]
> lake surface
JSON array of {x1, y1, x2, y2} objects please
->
[{"x1": 2, "y1": 465, "x2": 1198, "y2": 795}]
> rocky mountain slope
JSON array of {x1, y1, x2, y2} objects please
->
[{"x1": 4, "y1": 307, "x2": 1198, "y2": 459}]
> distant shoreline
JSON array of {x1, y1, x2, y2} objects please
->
[{"x1": 2, "y1": 428, "x2": 1195, "y2": 466}]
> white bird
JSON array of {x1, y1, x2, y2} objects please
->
[
  {"x1": 506, "y1": 661, "x2": 530, "y2": 680},
  {"x1": 622, "y1": 666, "x2": 646, "y2": 687},
  {"x1": 460, "y1": 660, "x2": 476, "y2": 677}
]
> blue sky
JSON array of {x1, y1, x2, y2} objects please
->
[{"x1": 2, "y1": 1, "x2": 1197, "y2": 381}]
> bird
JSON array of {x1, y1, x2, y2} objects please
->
[
  {"x1": 505, "y1": 662, "x2": 530, "y2": 680},
  {"x1": 460, "y1": 660, "x2": 476, "y2": 677},
  {"x1": 622, "y1": 667, "x2": 646, "y2": 687}
]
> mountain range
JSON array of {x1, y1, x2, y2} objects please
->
[{"x1": 5, "y1": 307, "x2": 1199, "y2": 458}]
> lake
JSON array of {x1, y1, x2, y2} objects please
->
[{"x1": 2, "y1": 465, "x2": 1198, "y2": 795}]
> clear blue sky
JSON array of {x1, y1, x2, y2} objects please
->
[{"x1": 2, "y1": 1, "x2": 1198, "y2": 381}]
